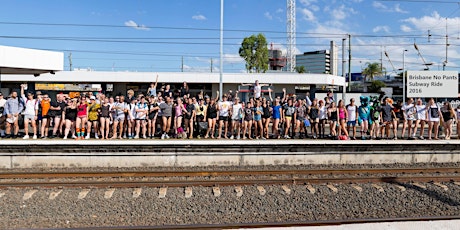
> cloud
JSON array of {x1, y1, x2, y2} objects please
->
[
  {"x1": 400, "y1": 25, "x2": 412, "y2": 32},
  {"x1": 299, "y1": 0, "x2": 318, "y2": 6},
  {"x1": 372, "y1": 2, "x2": 408, "y2": 13},
  {"x1": 264, "y1": 12, "x2": 273, "y2": 20},
  {"x1": 124, "y1": 20, "x2": 150, "y2": 31},
  {"x1": 300, "y1": 8, "x2": 316, "y2": 21},
  {"x1": 373, "y1": 26, "x2": 390, "y2": 33},
  {"x1": 192, "y1": 14, "x2": 207, "y2": 21},
  {"x1": 276, "y1": 8, "x2": 283, "y2": 14}
]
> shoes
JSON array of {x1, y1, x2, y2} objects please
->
[
  {"x1": 23, "y1": 135, "x2": 29, "y2": 140},
  {"x1": 142, "y1": 135, "x2": 147, "y2": 139},
  {"x1": 161, "y1": 133, "x2": 165, "y2": 140},
  {"x1": 32, "y1": 135, "x2": 37, "y2": 140},
  {"x1": 230, "y1": 135, "x2": 234, "y2": 140},
  {"x1": 85, "y1": 135, "x2": 90, "y2": 140},
  {"x1": 63, "y1": 136, "x2": 67, "y2": 140},
  {"x1": 166, "y1": 134, "x2": 170, "y2": 139},
  {"x1": 419, "y1": 136, "x2": 424, "y2": 140},
  {"x1": 72, "y1": 135, "x2": 77, "y2": 139},
  {"x1": 95, "y1": 135, "x2": 99, "y2": 139},
  {"x1": 134, "y1": 135, "x2": 139, "y2": 139},
  {"x1": 237, "y1": 135, "x2": 241, "y2": 140}
]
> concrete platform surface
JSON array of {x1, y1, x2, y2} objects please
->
[{"x1": 254, "y1": 219, "x2": 460, "y2": 230}]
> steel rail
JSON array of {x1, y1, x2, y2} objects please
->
[
  {"x1": 0, "y1": 167, "x2": 458, "y2": 179},
  {"x1": 1, "y1": 175, "x2": 459, "y2": 189}
]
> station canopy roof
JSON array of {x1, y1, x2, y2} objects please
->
[{"x1": 0, "y1": 45, "x2": 63, "y2": 75}]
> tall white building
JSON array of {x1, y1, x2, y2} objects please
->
[{"x1": 295, "y1": 41, "x2": 338, "y2": 76}]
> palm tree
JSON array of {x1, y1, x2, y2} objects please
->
[{"x1": 361, "y1": 62, "x2": 385, "y2": 92}]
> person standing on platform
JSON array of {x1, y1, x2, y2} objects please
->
[
  {"x1": 414, "y1": 98, "x2": 427, "y2": 140},
  {"x1": 86, "y1": 96, "x2": 101, "y2": 139},
  {"x1": 337, "y1": 99, "x2": 349, "y2": 138},
  {"x1": 204, "y1": 92, "x2": 219, "y2": 139},
  {"x1": 184, "y1": 97, "x2": 196, "y2": 139},
  {"x1": 160, "y1": 96, "x2": 173, "y2": 139},
  {"x1": 49, "y1": 94, "x2": 66, "y2": 138},
  {"x1": 99, "y1": 97, "x2": 112, "y2": 140},
  {"x1": 112, "y1": 95, "x2": 128, "y2": 139},
  {"x1": 20, "y1": 84, "x2": 38, "y2": 139},
  {"x1": 4, "y1": 91, "x2": 23, "y2": 139},
  {"x1": 380, "y1": 98, "x2": 396, "y2": 139},
  {"x1": 426, "y1": 98, "x2": 442, "y2": 140},
  {"x1": 147, "y1": 97, "x2": 159, "y2": 139},
  {"x1": 39, "y1": 92, "x2": 51, "y2": 139},
  {"x1": 134, "y1": 96, "x2": 148, "y2": 139},
  {"x1": 346, "y1": 98, "x2": 358, "y2": 140},
  {"x1": 440, "y1": 101, "x2": 456, "y2": 140},
  {"x1": 401, "y1": 98, "x2": 416, "y2": 140},
  {"x1": 75, "y1": 95, "x2": 88, "y2": 140},
  {"x1": 217, "y1": 94, "x2": 232, "y2": 139},
  {"x1": 63, "y1": 98, "x2": 77, "y2": 139}
]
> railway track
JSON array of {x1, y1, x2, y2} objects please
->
[{"x1": 0, "y1": 167, "x2": 459, "y2": 188}]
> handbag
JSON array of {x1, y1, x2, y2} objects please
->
[{"x1": 304, "y1": 119, "x2": 311, "y2": 127}]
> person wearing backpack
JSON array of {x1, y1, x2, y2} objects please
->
[
  {"x1": 20, "y1": 84, "x2": 38, "y2": 139},
  {"x1": 4, "y1": 90, "x2": 24, "y2": 138}
]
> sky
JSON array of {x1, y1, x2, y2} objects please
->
[{"x1": 0, "y1": 0, "x2": 460, "y2": 75}]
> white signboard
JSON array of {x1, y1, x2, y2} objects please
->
[{"x1": 407, "y1": 71, "x2": 458, "y2": 98}]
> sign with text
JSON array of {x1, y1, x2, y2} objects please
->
[{"x1": 407, "y1": 71, "x2": 458, "y2": 98}]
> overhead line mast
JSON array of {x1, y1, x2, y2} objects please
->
[{"x1": 287, "y1": 0, "x2": 296, "y2": 72}]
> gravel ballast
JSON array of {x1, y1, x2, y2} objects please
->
[{"x1": 1, "y1": 163, "x2": 460, "y2": 228}]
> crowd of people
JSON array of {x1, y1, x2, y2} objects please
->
[{"x1": 0, "y1": 78, "x2": 459, "y2": 141}]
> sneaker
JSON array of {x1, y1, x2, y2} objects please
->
[
  {"x1": 237, "y1": 135, "x2": 241, "y2": 140},
  {"x1": 32, "y1": 135, "x2": 37, "y2": 140},
  {"x1": 142, "y1": 135, "x2": 147, "y2": 139},
  {"x1": 261, "y1": 137, "x2": 266, "y2": 140},
  {"x1": 161, "y1": 133, "x2": 165, "y2": 140},
  {"x1": 63, "y1": 136, "x2": 67, "y2": 140},
  {"x1": 23, "y1": 135, "x2": 29, "y2": 140},
  {"x1": 95, "y1": 135, "x2": 99, "y2": 139},
  {"x1": 123, "y1": 134, "x2": 127, "y2": 139},
  {"x1": 134, "y1": 135, "x2": 139, "y2": 139},
  {"x1": 72, "y1": 135, "x2": 77, "y2": 139},
  {"x1": 41, "y1": 136, "x2": 47, "y2": 139},
  {"x1": 166, "y1": 134, "x2": 170, "y2": 139},
  {"x1": 85, "y1": 135, "x2": 90, "y2": 140},
  {"x1": 230, "y1": 135, "x2": 234, "y2": 140},
  {"x1": 393, "y1": 136, "x2": 398, "y2": 140},
  {"x1": 419, "y1": 136, "x2": 425, "y2": 140}
]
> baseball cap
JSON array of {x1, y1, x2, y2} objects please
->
[{"x1": 90, "y1": 96, "x2": 96, "y2": 100}]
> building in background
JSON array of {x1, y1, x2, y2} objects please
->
[
  {"x1": 268, "y1": 44, "x2": 286, "y2": 71},
  {"x1": 295, "y1": 41, "x2": 338, "y2": 75}
]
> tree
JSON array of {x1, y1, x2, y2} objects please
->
[
  {"x1": 239, "y1": 33, "x2": 269, "y2": 73},
  {"x1": 295, "y1": 65, "x2": 306, "y2": 73},
  {"x1": 368, "y1": 80, "x2": 386, "y2": 93},
  {"x1": 361, "y1": 62, "x2": 385, "y2": 92},
  {"x1": 362, "y1": 62, "x2": 384, "y2": 82}
]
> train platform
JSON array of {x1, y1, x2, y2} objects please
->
[
  {"x1": 0, "y1": 139, "x2": 458, "y2": 168},
  {"x1": 255, "y1": 219, "x2": 460, "y2": 230}
]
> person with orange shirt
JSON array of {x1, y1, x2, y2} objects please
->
[{"x1": 40, "y1": 93, "x2": 51, "y2": 139}]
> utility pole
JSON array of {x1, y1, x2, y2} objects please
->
[
  {"x1": 181, "y1": 56, "x2": 184, "y2": 72},
  {"x1": 342, "y1": 38, "x2": 346, "y2": 100},
  {"x1": 444, "y1": 18, "x2": 449, "y2": 71},
  {"x1": 348, "y1": 34, "x2": 352, "y2": 92},
  {"x1": 211, "y1": 58, "x2": 213, "y2": 73},
  {"x1": 68, "y1": 52, "x2": 72, "y2": 71}
]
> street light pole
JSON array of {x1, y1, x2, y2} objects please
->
[
  {"x1": 219, "y1": 0, "x2": 224, "y2": 101},
  {"x1": 402, "y1": 49, "x2": 407, "y2": 105}
]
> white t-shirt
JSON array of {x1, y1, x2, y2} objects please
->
[
  {"x1": 346, "y1": 104, "x2": 357, "y2": 121},
  {"x1": 21, "y1": 95, "x2": 38, "y2": 116},
  {"x1": 427, "y1": 105, "x2": 440, "y2": 122},
  {"x1": 231, "y1": 103, "x2": 242, "y2": 120},
  {"x1": 253, "y1": 84, "x2": 262, "y2": 98},
  {"x1": 0, "y1": 98, "x2": 6, "y2": 107},
  {"x1": 218, "y1": 101, "x2": 232, "y2": 117},
  {"x1": 402, "y1": 103, "x2": 416, "y2": 120},
  {"x1": 416, "y1": 105, "x2": 426, "y2": 120},
  {"x1": 135, "y1": 102, "x2": 148, "y2": 119},
  {"x1": 319, "y1": 106, "x2": 328, "y2": 120}
]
